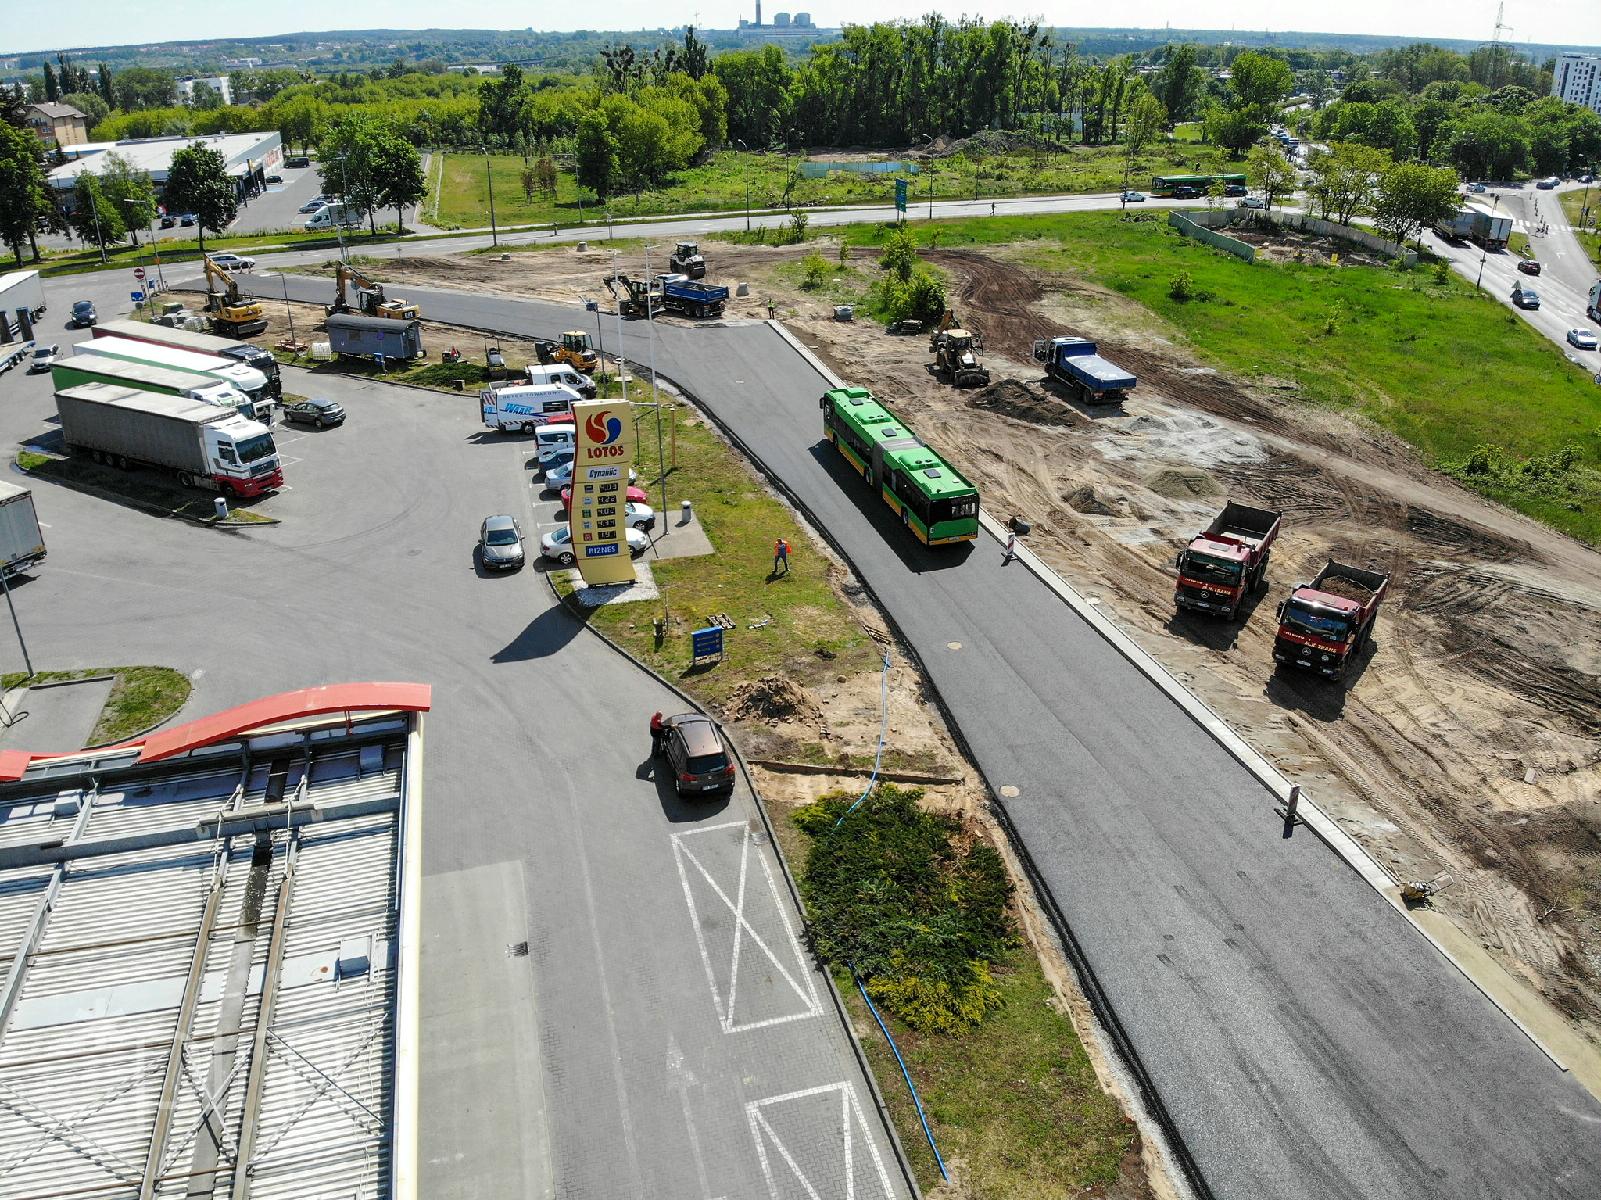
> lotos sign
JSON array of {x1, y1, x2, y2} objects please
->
[{"x1": 569, "y1": 399, "x2": 639, "y2": 587}]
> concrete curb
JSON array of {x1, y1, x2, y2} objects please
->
[
  {"x1": 542, "y1": 566, "x2": 926, "y2": 1200},
  {"x1": 747, "y1": 759, "x2": 962, "y2": 786},
  {"x1": 769, "y1": 316, "x2": 1567, "y2": 1075}
]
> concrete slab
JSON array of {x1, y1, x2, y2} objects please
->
[
  {"x1": 421, "y1": 861, "x2": 551, "y2": 1200},
  {"x1": 649, "y1": 500, "x2": 714, "y2": 561},
  {"x1": 558, "y1": 562, "x2": 660, "y2": 607},
  {"x1": 0, "y1": 677, "x2": 114, "y2": 753}
]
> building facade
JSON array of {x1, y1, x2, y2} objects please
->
[
  {"x1": 24, "y1": 102, "x2": 88, "y2": 148},
  {"x1": 178, "y1": 74, "x2": 233, "y2": 106},
  {"x1": 1552, "y1": 53, "x2": 1601, "y2": 116}
]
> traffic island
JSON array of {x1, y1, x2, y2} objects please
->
[
  {"x1": 15, "y1": 451, "x2": 278, "y2": 526},
  {"x1": 0, "y1": 666, "x2": 192, "y2": 748}
]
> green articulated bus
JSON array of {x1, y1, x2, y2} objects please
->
[
  {"x1": 820, "y1": 386, "x2": 980, "y2": 545},
  {"x1": 1150, "y1": 173, "x2": 1247, "y2": 195}
]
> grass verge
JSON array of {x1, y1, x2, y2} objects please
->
[
  {"x1": 843, "y1": 210, "x2": 1601, "y2": 544},
  {"x1": 779, "y1": 788, "x2": 1141, "y2": 1196},
  {"x1": 1, "y1": 666, "x2": 191, "y2": 745},
  {"x1": 1559, "y1": 189, "x2": 1601, "y2": 273}
]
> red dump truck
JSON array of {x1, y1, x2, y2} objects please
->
[
  {"x1": 1272, "y1": 560, "x2": 1391, "y2": 680},
  {"x1": 1173, "y1": 501, "x2": 1282, "y2": 618}
]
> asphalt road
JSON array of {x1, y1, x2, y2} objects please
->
[
  {"x1": 1, "y1": 275, "x2": 910, "y2": 1200},
  {"x1": 245, "y1": 274, "x2": 1601, "y2": 1200}
]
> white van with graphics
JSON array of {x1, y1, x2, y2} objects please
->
[{"x1": 479, "y1": 383, "x2": 579, "y2": 433}]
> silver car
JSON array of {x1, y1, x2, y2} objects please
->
[
  {"x1": 27, "y1": 344, "x2": 61, "y2": 373},
  {"x1": 478, "y1": 514, "x2": 526, "y2": 570}
]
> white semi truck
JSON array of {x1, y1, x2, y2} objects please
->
[
  {"x1": 0, "y1": 270, "x2": 47, "y2": 341},
  {"x1": 75, "y1": 336, "x2": 273, "y2": 422},
  {"x1": 0, "y1": 482, "x2": 46, "y2": 578},
  {"x1": 54, "y1": 382, "x2": 284, "y2": 498}
]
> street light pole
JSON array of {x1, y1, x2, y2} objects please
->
[
  {"x1": 735, "y1": 139, "x2": 751, "y2": 232},
  {"x1": 483, "y1": 147, "x2": 499, "y2": 247},
  {"x1": 1476, "y1": 195, "x2": 1499, "y2": 292},
  {"x1": 643, "y1": 245, "x2": 668, "y2": 529},
  {"x1": 335, "y1": 154, "x2": 351, "y2": 263}
]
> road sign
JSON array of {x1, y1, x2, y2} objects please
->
[
  {"x1": 133, "y1": 267, "x2": 146, "y2": 280},
  {"x1": 130, "y1": 290, "x2": 144, "y2": 303},
  {"x1": 692, "y1": 626, "x2": 724, "y2": 662},
  {"x1": 894, "y1": 178, "x2": 908, "y2": 214}
]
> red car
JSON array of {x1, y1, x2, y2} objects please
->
[
  {"x1": 560, "y1": 484, "x2": 648, "y2": 512},
  {"x1": 1517, "y1": 259, "x2": 1541, "y2": 275}
]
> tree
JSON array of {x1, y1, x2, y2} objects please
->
[
  {"x1": 1125, "y1": 91, "x2": 1167, "y2": 157},
  {"x1": 0, "y1": 121, "x2": 51, "y2": 266},
  {"x1": 96, "y1": 63, "x2": 114, "y2": 107},
  {"x1": 112, "y1": 68, "x2": 178, "y2": 111},
  {"x1": 679, "y1": 26, "x2": 710, "y2": 81},
  {"x1": 1228, "y1": 51, "x2": 1294, "y2": 122},
  {"x1": 370, "y1": 127, "x2": 425, "y2": 232},
  {"x1": 69, "y1": 174, "x2": 125, "y2": 261},
  {"x1": 42, "y1": 62, "x2": 58, "y2": 103},
  {"x1": 1202, "y1": 102, "x2": 1266, "y2": 153},
  {"x1": 318, "y1": 112, "x2": 389, "y2": 234},
  {"x1": 61, "y1": 91, "x2": 109, "y2": 129},
  {"x1": 188, "y1": 81, "x2": 223, "y2": 111},
  {"x1": 98, "y1": 151, "x2": 158, "y2": 236},
  {"x1": 1305, "y1": 143, "x2": 1389, "y2": 224},
  {"x1": 1371, "y1": 161, "x2": 1458, "y2": 246},
  {"x1": 163, "y1": 142, "x2": 237, "y2": 253},
  {"x1": 1154, "y1": 44, "x2": 1205, "y2": 126},
  {"x1": 574, "y1": 111, "x2": 619, "y2": 198},
  {"x1": 1247, "y1": 142, "x2": 1298, "y2": 210},
  {"x1": 1442, "y1": 108, "x2": 1529, "y2": 180},
  {"x1": 714, "y1": 45, "x2": 792, "y2": 146}
]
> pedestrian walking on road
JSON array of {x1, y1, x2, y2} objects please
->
[
  {"x1": 773, "y1": 537, "x2": 790, "y2": 576},
  {"x1": 1002, "y1": 531, "x2": 1017, "y2": 565},
  {"x1": 990, "y1": 202, "x2": 996, "y2": 216}
]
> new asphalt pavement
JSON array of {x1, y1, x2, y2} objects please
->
[{"x1": 227, "y1": 273, "x2": 1601, "y2": 1200}]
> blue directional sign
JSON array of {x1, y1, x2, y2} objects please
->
[
  {"x1": 894, "y1": 178, "x2": 908, "y2": 214},
  {"x1": 691, "y1": 626, "x2": 724, "y2": 661}
]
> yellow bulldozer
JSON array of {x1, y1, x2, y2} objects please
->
[
  {"x1": 202, "y1": 257, "x2": 268, "y2": 337},
  {"x1": 328, "y1": 263, "x2": 421, "y2": 321},
  {"x1": 930, "y1": 327, "x2": 990, "y2": 388},
  {"x1": 534, "y1": 330, "x2": 600, "y2": 374}
]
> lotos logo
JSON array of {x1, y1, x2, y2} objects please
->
[{"x1": 585, "y1": 410, "x2": 623, "y2": 445}]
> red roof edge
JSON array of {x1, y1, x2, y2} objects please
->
[{"x1": 0, "y1": 682, "x2": 432, "y2": 782}]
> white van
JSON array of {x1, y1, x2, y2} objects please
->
[
  {"x1": 525, "y1": 363, "x2": 596, "y2": 397},
  {"x1": 303, "y1": 202, "x2": 365, "y2": 230},
  {"x1": 535, "y1": 423, "x2": 577, "y2": 469},
  {"x1": 480, "y1": 383, "x2": 578, "y2": 433}
]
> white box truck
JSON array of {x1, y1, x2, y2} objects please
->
[
  {"x1": 77, "y1": 336, "x2": 273, "y2": 422},
  {"x1": 0, "y1": 482, "x2": 46, "y2": 577},
  {"x1": 480, "y1": 382, "x2": 581, "y2": 433},
  {"x1": 55, "y1": 382, "x2": 284, "y2": 498},
  {"x1": 303, "y1": 202, "x2": 365, "y2": 231}
]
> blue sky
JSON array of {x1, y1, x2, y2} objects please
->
[{"x1": 2, "y1": 2, "x2": 1598, "y2": 57}]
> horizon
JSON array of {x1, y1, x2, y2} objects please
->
[{"x1": 2, "y1": 4, "x2": 1599, "y2": 60}]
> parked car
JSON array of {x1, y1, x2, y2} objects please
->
[
  {"x1": 1466, "y1": 182, "x2": 1488, "y2": 193},
  {"x1": 69, "y1": 300, "x2": 96, "y2": 327},
  {"x1": 650, "y1": 712, "x2": 736, "y2": 796},
  {"x1": 264, "y1": 173, "x2": 283, "y2": 184},
  {"x1": 545, "y1": 455, "x2": 637, "y2": 492},
  {"x1": 179, "y1": 213, "x2": 196, "y2": 227},
  {"x1": 560, "y1": 484, "x2": 650, "y2": 512},
  {"x1": 281, "y1": 396, "x2": 345, "y2": 427},
  {"x1": 1579, "y1": 173, "x2": 1596, "y2": 184},
  {"x1": 1517, "y1": 259, "x2": 1541, "y2": 275},
  {"x1": 208, "y1": 253, "x2": 255, "y2": 271},
  {"x1": 1172, "y1": 186, "x2": 1201, "y2": 199},
  {"x1": 159, "y1": 214, "x2": 177, "y2": 228},
  {"x1": 26, "y1": 344, "x2": 61, "y2": 373},
  {"x1": 539, "y1": 524, "x2": 649, "y2": 565},
  {"x1": 1567, "y1": 328, "x2": 1599, "y2": 351},
  {"x1": 1120, "y1": 190, "x2": 1146, "y2": 203},
  {"x1": 1512, "y1": 286, "x2": 1540, "y2": 310},
  {"x1": 285, "y1": 155, "x2": 311, "y2": 169},
  {"x1": 1223, "y1": 183, "x2": 1248, "y2": 196},
  {"x1": 1238, "y1": 196, "x2": 1267, "y2": 209},
  {"x1": 298, "y1": 196, "x2": 329, "y2": 214},
  {"x1": 478, "y1": 514, "x2": 526, "y2": 571},
  {"x1": 1535, "y1": 176, "x2": 1561, "y2": 189}
]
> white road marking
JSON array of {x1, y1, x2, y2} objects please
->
[
  {"x1": 672, "y1": 821, "x2": 821, "y2": 1033},
  {"x1": 746, "y1": 1081, "x2": 894, "y2": 1200}
]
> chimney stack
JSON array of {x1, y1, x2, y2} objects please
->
[{"x1": 756, "y1": 0, "x2": 763, "y2": 25}]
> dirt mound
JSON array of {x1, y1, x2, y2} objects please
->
[
  {"x1": 970, "y1": 379, "x2": 1085, "y2": 428},
  {"x1": 725, "y1": 676, "x2": 821, "y2": 725},
  {"x1": 1146, "y1": 467, "x2": 1221, "y2": 500},
  {"x1": 1063, "y1": 484, "x2": 1122, "y2": 516},
  {"x1": 1318, "y1": 575, "x2": 1379, "y2": 602}
]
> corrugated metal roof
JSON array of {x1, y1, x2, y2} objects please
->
[{"x1": 0, "y1": 707, "x2": 418, "y2": 1200}]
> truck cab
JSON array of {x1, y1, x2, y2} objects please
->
[
  {"x1": 1175, "y1": 536, "x2": 1254, "y2": 613},
  {"x1": 203, "y1": 415, "x2": 282, "y2": 496},
  {"x1": 1272, "y1": 561, "x2": 1389, "y2": 680}
]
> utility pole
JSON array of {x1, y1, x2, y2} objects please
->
[
  {"x1": 483, "y1": 148, "x2": 499, "y2": 247},
  {"x1": 0, "y1": 571, "x2": 34, "y2": 678},
  {"x1": 642, "y1": 245, "x2": 668, "y2": 531}
]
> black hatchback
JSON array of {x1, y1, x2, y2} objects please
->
[{"x1": 652, "y1": 713, "x2": 736, "y2": 796}]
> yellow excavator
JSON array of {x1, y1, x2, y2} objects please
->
[
  {"x1": 328, "y1": 263, "x2": 421, "y2": 321},
  {"x1": 202, "y1": 257, "x2": 268, "y2": 337}
]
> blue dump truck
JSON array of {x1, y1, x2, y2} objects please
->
[
  {"x1": 657, "y1": 275, "x2": 729, "y2": 319},
  {"x1": 1032, "y1": 336, "x2": 1137, "y2": 404}
]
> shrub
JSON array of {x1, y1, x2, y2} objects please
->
[
  {"x1": 787, "y1": 210, "x2": 809, "y2": 244},
  {"x1": 794, "y1": 785, "x2": 1014, "y2": 1031},
  {"x1": 1168, "y1": 270, "x2": 1195, "y2": 301},
  {"x1": 800, "y1": 252, "x2": 831, "y2": 290}
]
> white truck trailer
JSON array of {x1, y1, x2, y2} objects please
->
[{"x1": 0, "y1": 482, "x2": 46, "y2": 577}]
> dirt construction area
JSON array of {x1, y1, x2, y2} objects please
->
[{"x1": 348, "y1": 239, "x2": 1601, "y2": 1073}]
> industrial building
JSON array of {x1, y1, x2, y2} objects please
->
[
  {"x1": 45, "y1": 130, "x2": 284, "y2": 208},
  {"x1": 0, "y1": 683, "x2": 427, "y2": 1200},
  {"x1": 1552, "y1": 52, "x2": 1601, "y2": 116}
]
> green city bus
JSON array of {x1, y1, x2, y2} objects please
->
[
  {"x1": 820, "y1": 386, "x2": 980, "y2": 545},
  {"x1": 1150, "y1": 173, "x2": 1247, "y2": 196}
]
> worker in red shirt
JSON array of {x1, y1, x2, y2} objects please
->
[
  {"x1": 650, "y1": 711, "x2": 666, "y2": 756},
  {"x1": 773, "y1": 537, "x2": 790, "y2": 576}
]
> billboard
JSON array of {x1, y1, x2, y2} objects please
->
[{"x1": 569, "y1": 400, "x2": 639, "y2": 586}]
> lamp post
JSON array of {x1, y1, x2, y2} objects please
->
[
  {"x1": 120, "y1": 198, "x2": 149, "y2": 307},
  {"x1": 87, "y1": 188, "x2": 107, "y2": 265},
  {"x1": 1475, "y1": 194, "x2": 1500, "y2": 293},
  {"x1": 642, "y1": 244, "x2": 669, "y2": 529},
  {"x1": 334, "y1": 154, "x2": 351, "y2": 263},
  {"x1": 483, "y1": 147, "x2": 499, "y2": 247},
  {"x1": 734, "y1": 139, "x2": 751, "y2": 232}
]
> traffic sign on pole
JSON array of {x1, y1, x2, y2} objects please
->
[{"x1": 133, "y1": 267, "x2": 146, "y2": 280}]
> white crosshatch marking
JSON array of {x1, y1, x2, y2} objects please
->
[
  {"x1": 746, "y1": 1081, "x2": 895, "y2": 1200},
  {"x1": 672, "y1": 821, "x2": 822, "y2": 1033}
]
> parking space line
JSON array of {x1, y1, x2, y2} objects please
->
[
  {"x1": 672, "y1": 821, "x2": 822, "y2": 1034},
  {"x1": 746, "y1": 1081, "x2": 895, "y2": 1200}
]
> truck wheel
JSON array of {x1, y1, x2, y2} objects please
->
[{"x1": 178, "y1": 472, "x2": 195, "y2": 489}]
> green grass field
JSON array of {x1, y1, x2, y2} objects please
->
[
  {"x1": 843, "y1": 211, "x2": 1601, "y2": 543},
  {"x1": 425, "y1": 143, "x2": 1245, "y2": 230},
  {"x1": 1560, "y1": 189, "x2": 1601, "y2": 272}
]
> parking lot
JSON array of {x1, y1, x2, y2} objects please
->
[{"x1": 0, "y1": 280, "x2": 908, "y2": 1198}]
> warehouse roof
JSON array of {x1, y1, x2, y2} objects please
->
[
  {"x1": 0, "y1": 684, "x2": 428, "y2": 1200},
  {"x1": 47, "y1": 131, "x2": 281, "y2": 188}
]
